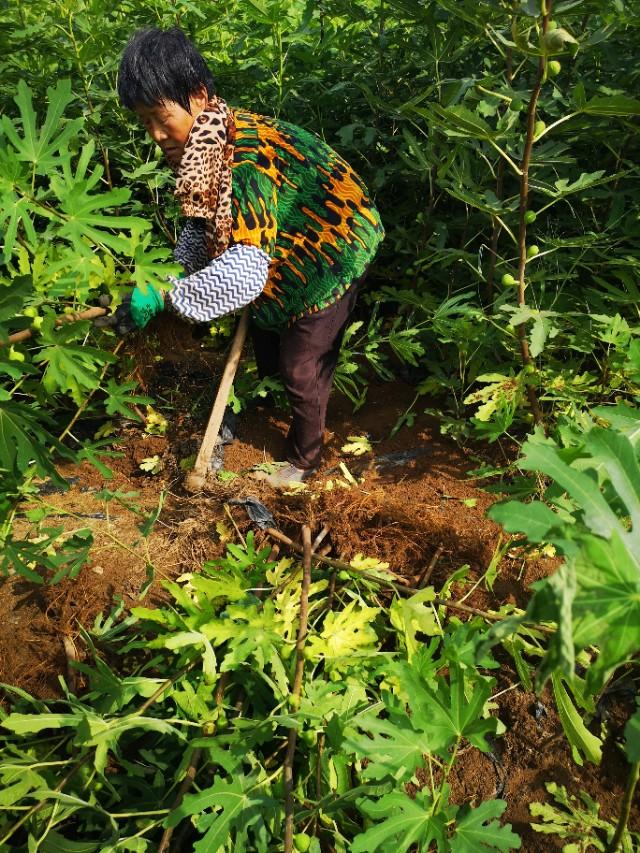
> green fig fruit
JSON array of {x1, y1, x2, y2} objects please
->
[{"x1": 8, "y1": 346, "x2": 25, "y2": 362}]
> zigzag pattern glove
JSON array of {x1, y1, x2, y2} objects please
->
[
  {"x1": 174, "y1": 218, "x2": 209, "y2": 274},
  {"x1": 166, "y1": 243, "x2": 271, "y2": 323}
]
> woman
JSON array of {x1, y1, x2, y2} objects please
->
[{"x1": 114, "y1": 27, "x2": 384, "y2": 486}]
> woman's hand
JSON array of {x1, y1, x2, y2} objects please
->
[{"x1": 111, "y1": 283, "x2": 165, "y2": 335}]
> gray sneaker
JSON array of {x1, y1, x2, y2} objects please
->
[{"x1": 250, "y1": 463, "x2": 315, "y2": 488}]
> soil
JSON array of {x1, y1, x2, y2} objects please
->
[{"x1": 0, "y1": 327, "x2": 637, "y2": 850}]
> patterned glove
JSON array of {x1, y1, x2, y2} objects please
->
[{"x1": 113, "y1": 283, "x2": 165, "y2": 335}]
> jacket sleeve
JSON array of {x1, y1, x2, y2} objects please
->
[
  {"x1": 166, "y1": 242, "x2": 271, "y2": 323},
  {"x1": 173, "y1": 217, "x2": 209, "y2": 274}
]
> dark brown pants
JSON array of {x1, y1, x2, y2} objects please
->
[{"x1": 250, "y1": 280, "x2": 361, "y2": 470}]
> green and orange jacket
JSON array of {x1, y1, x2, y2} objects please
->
[{"x1": 171, "y1": 110, "x2": 385, "y2": 331}]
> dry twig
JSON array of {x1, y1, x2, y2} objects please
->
[
  {"x1": 266, "y1": 527, "x2": 554, "y2": 634},
  {"x1": 283, "y1": 525, "x2": 312, "y2": 853},
  {"x1": 157, "y1": 747, "x2": 203, "y2": 853},
  {"x1": 416, "y1": 543, "x2": 445, "y2": 589},
  {"x1": 265, "y1": 527, "x2": 406, "y2": 583},
  {"x1": 224, "y1": 503, "x2": 247, "y2": 547}
]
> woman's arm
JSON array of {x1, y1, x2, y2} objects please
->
[
  {"x1": 173, "y1": 217, "x2": 209, "y2": 274},
  {"x1": 167, "y1": 242, "x2": 271, "y2": 323}
]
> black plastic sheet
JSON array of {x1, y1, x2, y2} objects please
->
[{"x1": 227, "y1": 496, "x2": 275, "y2": 530}]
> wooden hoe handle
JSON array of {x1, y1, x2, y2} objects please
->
[
  {"x1": 2, "y1": 306, "x2": 108, "y2": 347},
  {"x1": 185, "y1": 307, "x2": 251, "y2": 493}
]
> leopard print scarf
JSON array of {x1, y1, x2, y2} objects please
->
[{"x1": 174, "y1": 95, "x2": 236, "y2": 259}]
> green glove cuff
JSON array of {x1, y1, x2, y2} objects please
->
[{"x1": 130, "y1": 283, "x2": 165, "y2": 329}]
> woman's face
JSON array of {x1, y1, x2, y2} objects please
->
[{"x1": 135, "y1": 86, "x2": 209, "y2": 168}]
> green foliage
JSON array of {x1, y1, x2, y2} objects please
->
[
  {"x1": 165, "y1": 774, "x2": 276, "y2": 852},
  {"x1": 0, "y1": 400, "x2": 70, "y2": 485},
  {"x1": 530, "y1": 782, "x2": 639, "y2": 852},
  {"x1": 0, "y1": 541, "x2": 520, "y2": 852},
  {"x1": 334, "y1": 313, "x2": 427, "y2": 410},
  {"x1": 7, "y1": 0, "x2": 625, "y2": 437},
  {"x1": 346, "y1": 652, "x2": 498, "y2": 780},
  {"x1": 624, "y1": 704, "x2": 640, "y2": 763},
  {"x1": 0, "y1": 524, "x2": 93, "y2": 585},
  {"x1": 0, "y1": 77, "x2": 171, "y2": 582},
  {"x1": 0, "y1": 3, "x2": 639, "y2": 848},
  {"x1": 550, "y1": 673, "x2": 602, "y2": 767},
  {"x1": 450, "y1": 801, "x2": 521, "y2": 853},
  {"x1": 489, "y1": 408, "x2": 640, "y2": 694},
  {"x1": 1, "y1": 0, "x2": 639, "y2": 524}
]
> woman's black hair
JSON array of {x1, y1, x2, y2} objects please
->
[{"x1": 117, "y1": 27, "x2": 215, "y2": 112}]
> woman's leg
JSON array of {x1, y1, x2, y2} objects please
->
[
  {"x1": 250, "y1": 320, "x2": 281, "y2": 380},
  {"x1": 278, "y1": 282, "x2": 360, "y2": 471}
]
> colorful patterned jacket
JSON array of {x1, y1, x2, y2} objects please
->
[{"x1": 167, "y1": 109, "x2": 385, "y2": 331}]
